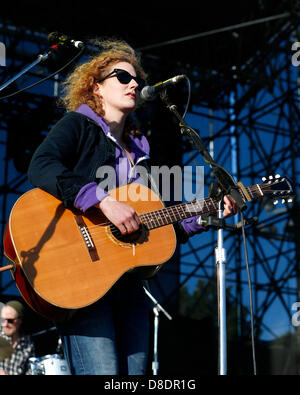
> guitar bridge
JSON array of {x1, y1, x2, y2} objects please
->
[{"x1": 74, "y1": 215, "x2": 99, "y2": 262}]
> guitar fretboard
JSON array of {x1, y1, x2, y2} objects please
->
[
  {"x1": 138, "y1": 184, "x2": 265, "y2": 230},
  {"x1": 139, "y1": 198, "x2": 217, "y2": 229}
]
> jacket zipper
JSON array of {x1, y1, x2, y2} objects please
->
[{"x1": 106, "y1": 132, "x2": 149, "y2": 184}]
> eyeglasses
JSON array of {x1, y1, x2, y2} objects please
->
[
  {"x1": 96, "y1": 68, "x2": 145, "y2": 90},
  {"x1": 2, "y1": 318, "x2": 18, "y2": 324}
]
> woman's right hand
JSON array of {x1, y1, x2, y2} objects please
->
[{"x1": 99, "y1": 195, "x2": 141, "y2": 235}]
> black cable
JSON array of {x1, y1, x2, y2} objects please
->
[
  {"x1": 182, "y1": 75, "x2": 191, "y2": 121},
  {"x1": 138, "y1": 12, "x2": 290, "y2": 51},
  {"x1": 0, "y1": 46, "x2": 85, "y2": 100},
  {"x1": 240, "y1": 211, "x2": 257, "y2": 375}
]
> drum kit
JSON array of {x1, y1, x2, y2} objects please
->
[
  {"x1": 0, "y1": 301, "x2": 70, "y2": 375},
  {"x1": 29, "y1": 327, "x2": 71, "y2": 375},
  {"x1": 28, "y1": 354, "x2": 70, "y2": 375},
  {"x1": 0, "y1": 332, "x2": 71, "y2": 375}
]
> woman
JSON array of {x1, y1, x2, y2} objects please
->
[{"x1": 28, "y1": 39, "x2": 236, "y2": 375}]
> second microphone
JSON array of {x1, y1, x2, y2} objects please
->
[{"x1": 140, "y1": 75, "x2": 185, "y2": 101}]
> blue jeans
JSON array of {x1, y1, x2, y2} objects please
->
[{"x1": 58, "y1": 277, "x2": 150, "y2": 375}]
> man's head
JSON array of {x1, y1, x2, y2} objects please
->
[{"x1": 1, "y1": 301, "x2": 24, "y2": 338}]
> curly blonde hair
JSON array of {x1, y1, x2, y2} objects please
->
[{"x1": 60, "y1": 38, "x2": 147, "y2": 117}]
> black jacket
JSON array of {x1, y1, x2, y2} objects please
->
[
  {"x1": 28, "y1": 111, "x2": 117, "y2": 208},
  {"x1": 28, "y1": 111, "x2": 189, "y2": 243}
]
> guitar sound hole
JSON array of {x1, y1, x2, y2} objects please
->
[{"x1": 110, "y1": 224, "x2": 149, "y2": 244}]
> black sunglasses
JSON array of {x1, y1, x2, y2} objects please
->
[
  {"x1": 96, "y1": 68, "x2": 145, "y2": 90},
  {"x1": 2, "y1": 318, "x2": 18, "y2": 324}
]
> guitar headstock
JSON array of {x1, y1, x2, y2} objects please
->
[{"x1": 260, "y1": 175, "x2": 295, "y2": 204}]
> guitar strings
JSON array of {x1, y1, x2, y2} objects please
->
[
  {"x1": 87, "y1": 200, "x2": 216, "y2": 245},
  {"x1": 85, "y1": 197, "x2": 215, "y2": 233},
  {"x1": 84, "y1": 184, "x2": 284, "y2": 239},
  {"x1": 86, "y1": 181, "x2": 283, "y2": 233},
  {"x1": 86, "y1": 209, "x2": 179, "y2": 239},
  {"x1": 86, "y1": 188, "x2": 238, "y2": 238}
]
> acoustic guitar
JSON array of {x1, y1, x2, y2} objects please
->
[{"x1": 3, "y1": 177, "x2": 294, "y2": 321}]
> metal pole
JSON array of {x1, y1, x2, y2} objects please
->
[
  {"x1": 152, "y1": 307, "x2": 159, "y2": 375},
  {"x1": 216, "y1": 201, "x2": 227, "y2": 375},
  {"x1": 0, "y1": 54, "x2": 47, "y2": 92}
]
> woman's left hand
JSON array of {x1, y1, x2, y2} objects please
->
[{"x1": 223, "y1": 195, "x2": 238, "y2": 218}]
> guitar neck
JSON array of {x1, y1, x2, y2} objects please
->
[
  {"x1": 140, "y1": 197, "x2": 218, "y2": 230},
  {"x1": 140, "y1": 184, "x2": 262, "y2": 230}
]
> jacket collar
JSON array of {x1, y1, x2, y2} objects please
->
[
  {"x1": 75, "y1": 104, "x2": 150, "y2": 158},
  {"x1": 75, "y1": 104, "x2": 110, "y2": 134}
]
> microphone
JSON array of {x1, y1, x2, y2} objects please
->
[
  {"x1": 48, "y1": 32, "x2": 84, "y2": 50},
  {"x1": 140, "y1": 75, "x2": 185, "y2": 101},
  {"x1": 197, "y1": 215, "x2": 258, "y2": 230},
  {"x1": 235, "y1": 216, "x2": 258, "y2": 229}
]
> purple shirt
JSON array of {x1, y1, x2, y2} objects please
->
[{"x1": 73, "y1": 104, "x2": 205, "y2": 237}]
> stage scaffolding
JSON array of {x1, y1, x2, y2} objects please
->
[
  {"x1": 142, "y1": 13, "x2": 300, "y2": 356},
  {"x1": 155, "y1": 17, "x2": 300, "y2": 351},
  {"x1": 0, "y1": 11, "x2": 300, "y2": 373}
]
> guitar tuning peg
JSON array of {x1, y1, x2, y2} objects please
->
[
  {"x1": 282, "y1": 199, "x2": 286, "y2": 204},
  {"x1": 275, "y1": 174, "x2": 281, "y2": 179},
  {"x1": 288, "y1": 198, "x2": 293, "y2": 203},
  {"x1": 262, "y1": 177, "x2": 267, "y2": 182},
  {"x1": 273, "y1": 200, "x2": 279, "y2": 205},
  {"x1": 269, "y1": 175, "x2": 274, "y2": 180}
]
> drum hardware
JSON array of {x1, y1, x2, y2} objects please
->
[
  {"x1": 29, "y1": 354, "x2": 70, "y2": 375},
  {"x1": 30, "y1": 328, "x2": 70, "y2": 375}
]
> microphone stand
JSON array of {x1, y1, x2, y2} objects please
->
[
  {"x1": 216, "y1": 200, "x2": 227, "y2": 375},
  {"x1": 0, "y1": 41, "x2": 84, "y2": 99},
  {"x1": 0, "y1": 47, "x2": 55, "y2": 92},
  {"x1": 143, "y1": 281, "x2": 172, "y2": 375},
  {"x1": 160, "y1": 90, "x2": 248, "y2": 375}
]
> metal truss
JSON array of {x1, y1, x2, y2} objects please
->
[
  {"x1": 161, "y1": 17, "x2": 300, "y2": 344},
  {"x1": 0, "y1": 24, "x2": 63, "y2": 294}
]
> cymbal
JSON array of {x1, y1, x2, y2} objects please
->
[{"x1": 0, "y1": 337, "x2": 13, "y2": 361}]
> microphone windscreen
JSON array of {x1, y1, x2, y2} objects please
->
[{"x1": 48, "y1": 32, "x2": 60, "y2": 44}]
